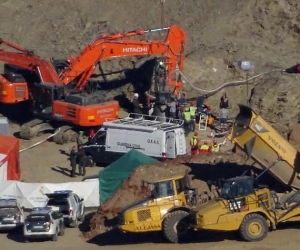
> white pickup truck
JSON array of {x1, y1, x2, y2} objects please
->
[{"x1": 45, "y1": 190, "x2": 85, "y2": 228}]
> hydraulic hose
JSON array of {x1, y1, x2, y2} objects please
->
[{"x1": 172, "y1": 68, "x2": 285, "y2": 96}]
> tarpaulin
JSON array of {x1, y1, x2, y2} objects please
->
[
  {"x1": 0, "y1": 134, "x2": 20, "y2": 180},
  {"x1": 0, "y1": 179, "x2": 99, "y2": 208},
  {"x1": 99, "y1": 149, "x2": 158, "y2": 204}
]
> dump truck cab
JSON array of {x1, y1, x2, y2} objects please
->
[
  {"x1": 118, "y1": 174, "x2": 198, "y2": 243},
  {"x1": 190, "y1": 175, "x2": 300, "y2": 242}
]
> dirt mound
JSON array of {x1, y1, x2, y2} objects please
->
[
  {"x1": 83, "y1": 152, "x2": 245, "y2": 238},
  {"x1": 288, "y1": 123, "x2": 300, "y2": 151}
]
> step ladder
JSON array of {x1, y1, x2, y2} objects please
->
[{"x1": 198, "y1": 113, "x2": 208, "y2": 131}]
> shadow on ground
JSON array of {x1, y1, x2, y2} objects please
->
[
  {"x1": 86, "y1": 228, "x2": 242, "y2": 246},
  {"x1": 186, "y1": 162, "x2": 289, "y2": 192}
]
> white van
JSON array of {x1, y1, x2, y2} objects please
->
[{"x1": 83, "y1": 113, "x2": 186, "y2": 165}]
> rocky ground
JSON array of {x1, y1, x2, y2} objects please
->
[
  {"x1": 1, "y1": 0, "x2": 300, "y2": 134},
  {"x1": 1, "y1": 1, "x2": 300, "y2": 250}
]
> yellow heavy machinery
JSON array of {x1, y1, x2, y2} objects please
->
[
  {"x1": 189, "y1": 104, "x2": 300, "y2": 242},
  {"x1": 190, "y1": 175, "x2": 300, "y2": 241},
  {"x1": 117, "y1": 174, "x2": 199, "y2": 243}
]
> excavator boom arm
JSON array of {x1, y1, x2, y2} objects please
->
[
  {"x1": 0, "y1": 40, "x2": 61, "y2": 84},
  {"x1": 62, "y1": 25, "x2": 186, "y2": 91}
]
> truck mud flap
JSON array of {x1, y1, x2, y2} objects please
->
[{"x1": 229, "y1": 104, "x2": 300, "y2": 189}]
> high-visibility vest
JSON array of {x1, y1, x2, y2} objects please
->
[
  {"x1": 190, "y1": 106, "x2": 197, "y2": 117},
  {"x1": 183, "y1": 111, "x2": 191, "y2": 122},
  {"x1": 211, "y1": 145, "x2": 220, "y2": 152},
  {"x1": 200, "y1": 144, "x2": 209, "y2": 151},
  {"x1": 190, "y1": 137, "x2": 198, "y2": 147}
]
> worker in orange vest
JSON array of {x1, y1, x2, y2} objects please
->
[
  {"x1": 199, "y1": 140, "x2": 211, "y2": 154},
  {"x1": 190, "y1": 132, "x2": 199, "y2": 155}
]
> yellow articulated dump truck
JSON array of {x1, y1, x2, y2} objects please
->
[
  {"x1": 228, "y1": 104, "x2": 300, "y2": 188},
  {"x1": 117, "y1": 174, "x2": 199, "y2": 243},
  {"x1": 189, "y1": 104, "x2": 300, "y2": 242}
]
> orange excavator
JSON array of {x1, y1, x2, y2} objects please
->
[
  {"x1": 59, "y1": 25, "x2": 185, "y2": 94},
  {"x1": 0, "y1": 39, "x2": 61, "y2": 104},
  {"x1": 0, "y1": 25, "x2": 186, "y2": 144}
]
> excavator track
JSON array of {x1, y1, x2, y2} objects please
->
[
  {"x1": 19, "y1": 119, "x2": 44, "y2": 140},
  {"x1": 19, "y1": 119, "x2": 55, "y2": 140},
  {"x1": 53, "y1": 125, "x2": 77, "y2": 145}
]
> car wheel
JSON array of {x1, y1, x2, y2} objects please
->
[
  {"x1": 86, "y1": 155, "x2": 95, "y2": 167},
  {"x1": 58, "y1": 223, "x2": 65, "y2": 236},
  {"x1": 24, "y1": 237, "x2": 29, "y2": 243},
  {"x1": 70, "y1": 218, "x2": 78, "y2": 228},
  {"x1": 52, "y1": 230, "x2": 58, "y2": 241},
  {"x1": 79, "y1": 208, "x2": 85, "y2": 221}
]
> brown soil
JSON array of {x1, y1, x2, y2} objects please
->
[
  {"x1": 288, "y1": 123, "x2": 300, "y2": 151},
  {"x1": 1, "y1": 1, "x2": 300, "y2": 135}
]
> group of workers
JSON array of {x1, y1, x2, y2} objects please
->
[{"x1": 190, "y1": 131, "x2": 221, "y2": 155}]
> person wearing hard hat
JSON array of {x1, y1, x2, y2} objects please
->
[
  {"x1": 211, "y1": 140, "x2": 220, "y2": 153},
  {"x1": 156, "y1": 61, "x2": 167, "y2": 91},
  {"x1": 189, "y1": 101, "x2": 197, "y2": 132},
  {"x1": 190, "y1": 132, "x2": 199, "y2": 155},
  {"x1": 199, "y1": 140, "x2": 211, "y2": 154},
  {"x1": 132, "y1": 93, "x2": 142, "y2": 118}
]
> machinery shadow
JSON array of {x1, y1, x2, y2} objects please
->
[
  {"x1": 87, "y1": 229, "x2": 169, "y2": 245},
  {"x1": 6, "y1": 230, "x2": 24, "y2": 243},
  {"x1": 79, "y1": 211, "x2": 96, "y2": 233},
  {"x1": 91, "y1": 58, "x2": 155, "y2": 93},
  {"x1": 86, "y1": 228, "x2": 241, "y2": 246},
  {"x1": 88, "y1": 58, "x2": 156, "y2": 112},
  {"x1": 186, "y1": 162, "x2": 289, "y2": 193},
  {"x1": 0, "y1": 101, "x2": 33, "y2": 124}
]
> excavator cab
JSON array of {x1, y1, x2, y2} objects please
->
[
  {"x1": 31, "y1": 83, "x2": 65, "y2": 117},
  {"x1": 0, "y1": 64, "x2": 38, "y2": 104}
]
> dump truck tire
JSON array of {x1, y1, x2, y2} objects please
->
[
  {"x1": 163, "y1": 210, "x2": 189, "y2": 243},
  {"x1": 239, "y1": 213, "x2": 268, "y2": 242}
]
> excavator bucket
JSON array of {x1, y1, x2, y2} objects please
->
[{"x1": 228, "y1": 104, "x2": 300, "y2": 189}]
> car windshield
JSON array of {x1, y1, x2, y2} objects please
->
[
  {"x1": 27, "y1": 214, "x2": 50, "y2": 222},
  {"x1": 151, "y1": 181, "x2": 174, "y2": 198},
  {"x1": 220, "y1": 178, "x2": 254, "y2": 200}
]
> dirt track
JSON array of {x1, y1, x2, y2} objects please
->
[
  {"x1": 2, "y1": 122, "x2": 295, "y2": 250},
  {"x1": 1, "y1": 225, "x2": 300, "y2": 250}
]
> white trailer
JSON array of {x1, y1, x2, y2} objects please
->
[{"x1": 83, "y1": 114, "x2": 186, "y2": 165}]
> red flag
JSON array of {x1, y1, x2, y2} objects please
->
[{"x1": 285, "y1": 64, "x2": 300, "y2": 73}]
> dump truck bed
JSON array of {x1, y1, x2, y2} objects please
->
[{"x1": 228, "y1": 105, "x2": 300, "y2": 189}]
